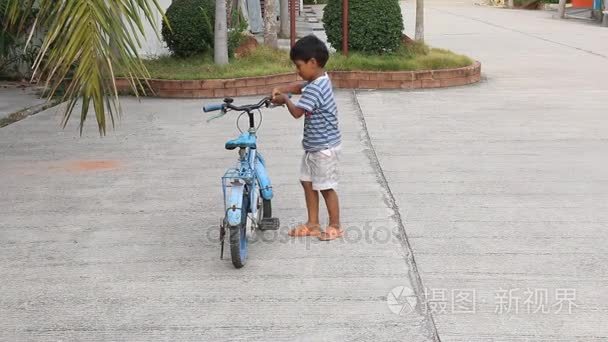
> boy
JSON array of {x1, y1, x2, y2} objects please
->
[{"x1": 271, "y1": 35, "x2": 343, "y2": 241}]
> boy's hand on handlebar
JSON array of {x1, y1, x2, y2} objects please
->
[{"x1": 272, "y1": 87, "x2": 282, "y2": 99}]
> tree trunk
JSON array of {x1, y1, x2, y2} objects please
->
[
  {"x1": 558, "y1": 0, "x2": 567, "y2": 18},
  {"x1": 226, "y1": 0, "x2": 234, "y2": 27},
  {"x1": 238, "y1": 0, "x2": 252, "y2": 32},
  {"x1": 214, "y1": 0, "x2": 229, "y2": 65},
  {"x1": 280, "y1": 0, "x2": 289, "y2": 38},
  {"x1": 602, "y1": 1, "x2": 608, "y2": 27},
  {"x1": 508, "y1": 0, "x2": 514, "y2": 8},
  {"x1": 264, "y1": 0, "x2": 278, "y2": 48},
  {"x1": 415, "y1": 0, "x2": 424, "y2": 41},
  {"x1": 228, "y1": 0, "x2": 242, "y2": 28}
]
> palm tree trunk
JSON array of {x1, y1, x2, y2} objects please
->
[
  {"x1": 279, "y1": 0, "x2": 289, "y2": 38},
  {"x1": 508, "y1": 0, "x2": 514, "y2": 8},
  {"x1": 264, "y1": 0, "x2": 278, "y2": 48},
  {"x1": 215, "y1": 0, "x2": 229, "y2": 65},
  {"x1": 415, "y1": 0, "x2": 424, "y2": 41},
  {"x1": 558, "y1": 0, "x2": 567, "y2": 18}
]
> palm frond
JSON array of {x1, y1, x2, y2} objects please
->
[{"x1": 3, "y1": 0, "x2": 166, "y2": 135}]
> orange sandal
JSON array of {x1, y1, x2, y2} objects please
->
[
  {"x1": 318, "y1": 227, "x2": 344, "y2": 241},
  {"x1": 288, "y1": 224, "x2": 321, "y2": 237}
]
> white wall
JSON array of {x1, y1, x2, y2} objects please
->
[
  {"x1": 135, "y1": 0, "x2": 172, "y2": 58},
  {"x1": 133, "y1": 0, "x2": 305, "y2": 58}
]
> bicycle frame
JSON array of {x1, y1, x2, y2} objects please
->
[{"x1": 220, "y1": 118, "x2": 273, "y2": 228}]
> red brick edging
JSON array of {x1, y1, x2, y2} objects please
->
[{"x1": 115, "y1": 61, "x2": 481, "y2": 98}]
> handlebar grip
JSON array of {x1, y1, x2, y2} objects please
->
[{"x1": 203, "y1": 103, "x2": 224, "y2": 113}]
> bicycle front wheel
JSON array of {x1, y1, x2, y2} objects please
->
[{"x1": 229, "y1": 192, "x2": 249, "y2": 268}]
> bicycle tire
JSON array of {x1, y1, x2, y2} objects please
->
[{"x1": 229, "y1": 192, "x2": 249, "y2": 268}]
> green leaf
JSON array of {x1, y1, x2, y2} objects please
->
[{"x1": 2, "y1": 0, "x2": 167, "y2": 135}]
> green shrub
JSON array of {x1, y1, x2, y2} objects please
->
[
  {"x1": 323, "y1": 0, "x2": 404, "y2": 54},
  {"x1": 162, "y1": 0, "x2": 248, "y2": 58},
  {"x1": 162, "y1": 0, "x2": 215, "y2": 58}
]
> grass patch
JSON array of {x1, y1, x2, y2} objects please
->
[
  {"x1": 327, "y1": 43, "x2": 473, "y2": 72},
  {"x1": 136, "y1": 47, "x2": 292, "y2": 80},
  {"x1": 136, "y1": 43, "x2": 474, "y2": 80}
]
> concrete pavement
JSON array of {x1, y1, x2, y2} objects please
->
[
  {"x1": 0, "y1": 93, "x2": 436, "y2": 341},
  {"x1": 365, "y1": 1, "x2": 608, "y2": 340}
]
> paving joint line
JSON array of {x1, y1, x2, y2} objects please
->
[{"x1": 350, "y1": 90, "x2": 441, "y2": 342}]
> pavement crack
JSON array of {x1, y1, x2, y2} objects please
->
[{"x1": 350, "y1": 90, "x2": 441, "y2": 342}]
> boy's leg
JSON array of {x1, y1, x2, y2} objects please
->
[
  {"x1": 306, "y1": 145, "x2": 342, "y2": 240},
  {"x1": 319, "y1": 189, "x2": 343, "y2": 241},
  {"x1": 289, "y1": 151, "x2": 321, "y2": 237},
  {"x1": 288, "y1": 181, "x2": 321, "y2": 237},
  {"x1": 302, "y1": 181, "x2": 320, "y2": 226},
  {"x1": 320, "y1": 189, "x2": 340, "y2": 228}
]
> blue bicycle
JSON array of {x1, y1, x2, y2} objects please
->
[{"x1": 204, "y1": 97, "x2": 281, "y2": 268}]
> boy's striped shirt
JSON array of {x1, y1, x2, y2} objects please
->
[{"x1": 296, "y1": 74, "x2": 341, "y2": 152}]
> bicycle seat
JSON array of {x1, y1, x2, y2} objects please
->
[{"x1": 225, "y1": 132, "x2": 257, "y2": 150}]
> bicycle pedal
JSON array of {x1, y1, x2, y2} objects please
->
[{"x1": 258, "y1": 217, "x2": 280, "y2": 231}]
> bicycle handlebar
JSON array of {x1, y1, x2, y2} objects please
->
[
  {"x1": 203, "y1": 103, "x2": 224, "y2": 113},
  {"x1": 203, "y1": 97, "x2": 273, "y2": 114},
  {"x1": 203, "y1": 94, "x2": 292, "y2": 115}
]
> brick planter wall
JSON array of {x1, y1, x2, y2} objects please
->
[
  {"x1": 115, "y1": 73, "x2": 300, "y2": 98},
  {"x1": 115, "y1": 61, "x2": 481, "y2": 98},
  {"x1": 330, "y1": 61, "x2": 481, "y2": 89}
]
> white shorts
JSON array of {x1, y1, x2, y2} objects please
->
[{"x1": 300, "y1": 144, "x2": 341, "y2": 191}]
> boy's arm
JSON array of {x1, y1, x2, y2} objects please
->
[
  {"x1": 272, "y1": 81, "x2": 320, "y2": 120},
  {"x1": 271, "y1": 81, "x2": 307, "y2": 119},
  {"x1": 273, "y1": 81, "x2": 306, "y2": 96},
  {"x1": 283, "y1": 97, "x2": 306, "y2": 119}
]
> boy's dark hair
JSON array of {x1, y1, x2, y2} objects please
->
[{"x1": 290, "y1": 35, "x2": 329, "y2": 68}]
